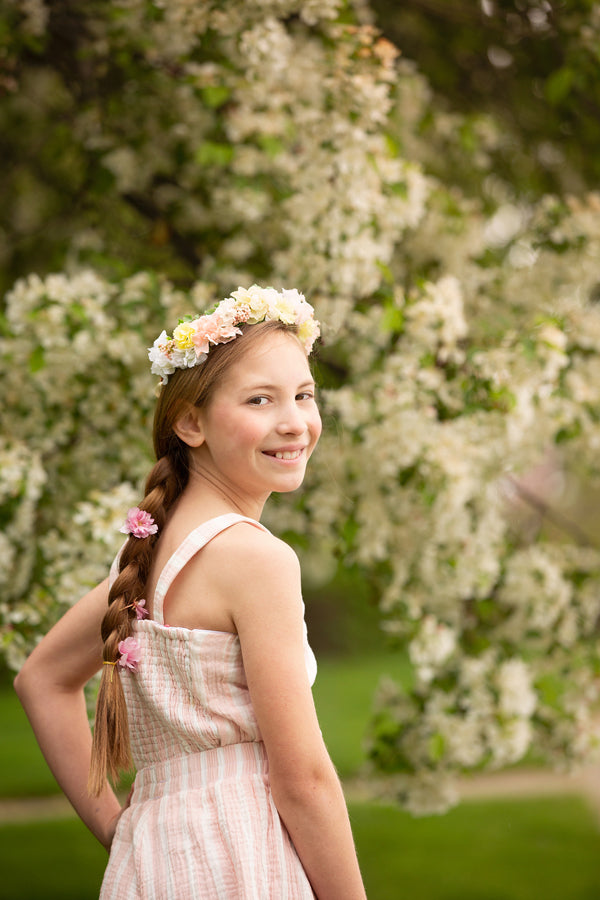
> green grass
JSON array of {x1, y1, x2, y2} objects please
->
[
  {"x1": 0, "y1": 796, "x2": 599, "y2": 900},
  {"x1": 0, "y1": 818, "x2": 107, "y2": 899},
  {"x1": 0, "y1": 682, "x2": 61, "y2": 797},
  {"x1": 351, "y1": 796, "x2": 600, "y2": 900}
]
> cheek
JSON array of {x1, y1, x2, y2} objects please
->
[
  {"x1": 226, "y1": 414, "x2": 267, "y2": 452},
  {"x1": 309, "y1": 408, "x2": 322, "y2": 445},
  {"x1": 209, "y1": 404, "x2": 262, "y2": 448}
]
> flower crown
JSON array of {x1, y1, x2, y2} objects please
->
[{"x1": 148, "y1": 285, "x2": 320, "y2": 386}]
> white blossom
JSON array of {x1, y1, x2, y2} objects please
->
[{"x1": 496, "y1": 659, "x2": 537, "y2": 719}]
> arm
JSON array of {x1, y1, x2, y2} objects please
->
[
  {"x1": 215, "y1": 528, "x2": 367, "y2": 900},
  {"x1": 13, "y1": 578, "x2": 123, "y2": 851}
]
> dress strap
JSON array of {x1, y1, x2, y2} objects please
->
[{"x1": 152, "y1": 513, "x2": 268, "y2": 624}]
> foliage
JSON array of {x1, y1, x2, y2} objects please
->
[
  {"x1": 370, "y1": 0, "x2": 600, "y2": 196},
  {"x1": 3, "y1": 0, "x2": 600, "y2": 813}
]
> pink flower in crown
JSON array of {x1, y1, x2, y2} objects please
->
[
  {"x1": 192, "y1": 312, "x2": 243, "y2": 356},
  {"x1": 133, "y1": 598, "x2": 149, "y2": 620},
  {"x1": 120, "y1": 507, "x2": 158, "y2": 539},
  {"x1": 212, "y1": 311, "x2": 244, "y2": 343},
  {"x1": 191, "y1": 317, "x2": 214, "y2": 356},
  {"x1": 118, "y1": 636, "x2": 141, "y2": 672}
]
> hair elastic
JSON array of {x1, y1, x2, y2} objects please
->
[{"x1": 103, "y1": 660, "x2": 118, "y2": 683}]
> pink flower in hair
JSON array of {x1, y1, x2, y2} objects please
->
[
  {"x1": 192, "y1": 315, "x2": 242, "y2": 357},
  {"x1": 213, "y1": 314, "x2": 243, "y2": 344},
  {"x1": 118, "y1": 637, "x2": 141, "y2": 672},
  {"x1": 120, "y1": 507, "x2": 158, "y2": 539},
  {"x1": 133, "y1": 598, "x2": 149, "y2": 620},
  {"x1": 191, "y1": 318, "x2": 215, "y2": 356}
]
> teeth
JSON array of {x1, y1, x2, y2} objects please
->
[{"x1": 274, "y1": 450, "x2": 302, "y2": 460}]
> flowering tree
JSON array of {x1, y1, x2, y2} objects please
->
[{"x1": 3, "y1": 0, "x2": 600, "y2": 812}]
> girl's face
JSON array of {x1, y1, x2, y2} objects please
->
[{"x1": 191, "y1": 331, "x2": 322, "y2": 509}]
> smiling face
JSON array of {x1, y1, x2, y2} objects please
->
[{"x1": 185, "y1": 329, "x2": 322, "y2": 510}]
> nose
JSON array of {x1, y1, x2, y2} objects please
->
[{"x1": 276, "y1": 400, "x2": 306, "y2": 435}]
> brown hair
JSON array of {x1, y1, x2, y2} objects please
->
[{"x1": 88, "y1": 320, "x2": 301, "y2": 794}]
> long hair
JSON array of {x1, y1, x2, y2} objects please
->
[{"x1": 88, "y1": 321, "x2": 300, "y2": 795}]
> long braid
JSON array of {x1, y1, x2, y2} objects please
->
[{"x1": 88, "y1": 453, "x2": 187, "y2": 795}]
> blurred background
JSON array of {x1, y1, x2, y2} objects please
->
[{"x1": 3, "y1": 1, "x2": 600, "y2": 897}]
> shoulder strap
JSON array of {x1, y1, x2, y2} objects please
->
[{"x1": 152, "y1": 513, "x2": 268, "y2": 624}]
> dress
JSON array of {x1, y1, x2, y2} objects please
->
[{"x1": 100, "y1": 513, "x2": 317, "y2": 900}]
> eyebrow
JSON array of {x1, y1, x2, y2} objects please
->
[{"x1": 244, "y1": 380, "x2": 316, "y2": 392}]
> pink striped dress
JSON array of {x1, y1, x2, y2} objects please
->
[{"x1": 100, "y1": 513, "x2": 317, "y2": 900}]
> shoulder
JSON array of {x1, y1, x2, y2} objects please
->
[
  {"x1": 204, "y1": 522, "x2": 301, "y2": 592},
  {"x1": 197, "y1": 522, "x2": 304, "y2": 631}
]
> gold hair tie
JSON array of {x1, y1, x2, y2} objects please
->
[{"x1": 103, "y1": 660, "x2": 118, "y2": 683}]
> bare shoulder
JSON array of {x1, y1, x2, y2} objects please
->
[
  {"x1": 203, "y1": 522, "x2": 301, "y2": 593},
  {"x1": 162, "y1": 521, "x2": 302, "y2": 631}
]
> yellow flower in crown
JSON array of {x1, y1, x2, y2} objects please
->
[{"x1": 172, "y1": 321, "x2": 197, "y2": 350}]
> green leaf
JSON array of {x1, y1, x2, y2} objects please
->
[
  {"x1": 381, "y1": 303, "x2": 404, "y2": 334},
  {"x1": 195, "y1": 142, "x2": 234, "y2": 168},
  {"x1": 535, "y1": 673, "x2": 564, "y2": 710},
  {"x1": 545, "y1": 67, "x2": 574, "y2": 105},
  {"x1": 341, "y1": 516, "x2": 360, "y2": 548},
  {"x1": 555, "y1": 420, "x2": 582, "y2": 443},
  {"x1": 384, "y1": 133, "x2": 400, "y2": 157},
  {"x1": 29, "y1": 346, "x2": 45, "y2": 373},
  {"x1": 200, "y1": 85, "x2": 231, "y2": 109},
  {"x1": 458, "y1": 121, "x2": 477, "y2": 153},
  {"x1": 428, "y1": 732, "x2": 445, "y2": 762},
  {"x1": 375, "y1": 260, "x2": 394, "y2": 285},
  {"x1": 257, "y1": 135, "x2": 284, "y2": 158},
  {"x1": 389, "y1": 181, "x2": 408, "y2": 198}
]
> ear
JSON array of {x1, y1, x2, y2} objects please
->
[{"x1": 173, "y1": 406, "x2": 205, "y2": 448}]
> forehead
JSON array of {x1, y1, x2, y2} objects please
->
[{"x1": 221, "y1": 331, "x2": 312, "y2": 390}]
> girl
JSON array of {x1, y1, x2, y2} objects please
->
[{"x1": 15, "y1": 285, "x2": 367, "y2": 900}]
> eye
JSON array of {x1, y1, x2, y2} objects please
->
[
  {"x1": 247, "y1": 396, "x2": 269, "y2": 406},
  {"x1": 296, "y1": 391, "x2": 315, "y2": 401}
]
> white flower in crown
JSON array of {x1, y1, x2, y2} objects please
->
[
  {"x1": 270, "y1": 294, "x2": 298, "y2": 325},
  {"x1": 148, "y1": 330, "x2": 177, "y2": 383},
  {"x1": 298, "y1": 316, "x2": 321, "y2": 352},
  {"x1": 230, "y1": 285, "x2": 271, "y2": 324},
  {"x1": 282, "y1": 288, "x2": 309, "y2": 318},
  {"x1": 148, "y1": 285, "x2": 320, "y2": 385}
]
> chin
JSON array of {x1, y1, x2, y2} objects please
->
[{"x1": 272, "y1": 476, "x2": 306, "y2": 494}]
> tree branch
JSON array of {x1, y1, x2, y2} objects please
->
[{"x1": 505, "y1": 474, "x2": 597, "y2": 549}]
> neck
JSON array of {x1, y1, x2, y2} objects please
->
[{"x1": 179, "y1": 467, "x2": 268, "y2": 523}]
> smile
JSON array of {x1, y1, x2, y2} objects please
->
[{"x1": 264, "y1": 449, "x2": 304, "y2": 460}]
